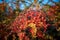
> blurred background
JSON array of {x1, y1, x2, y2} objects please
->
[{"x1": 0, "y1": 0, "x2": 60, "y2": 40}]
